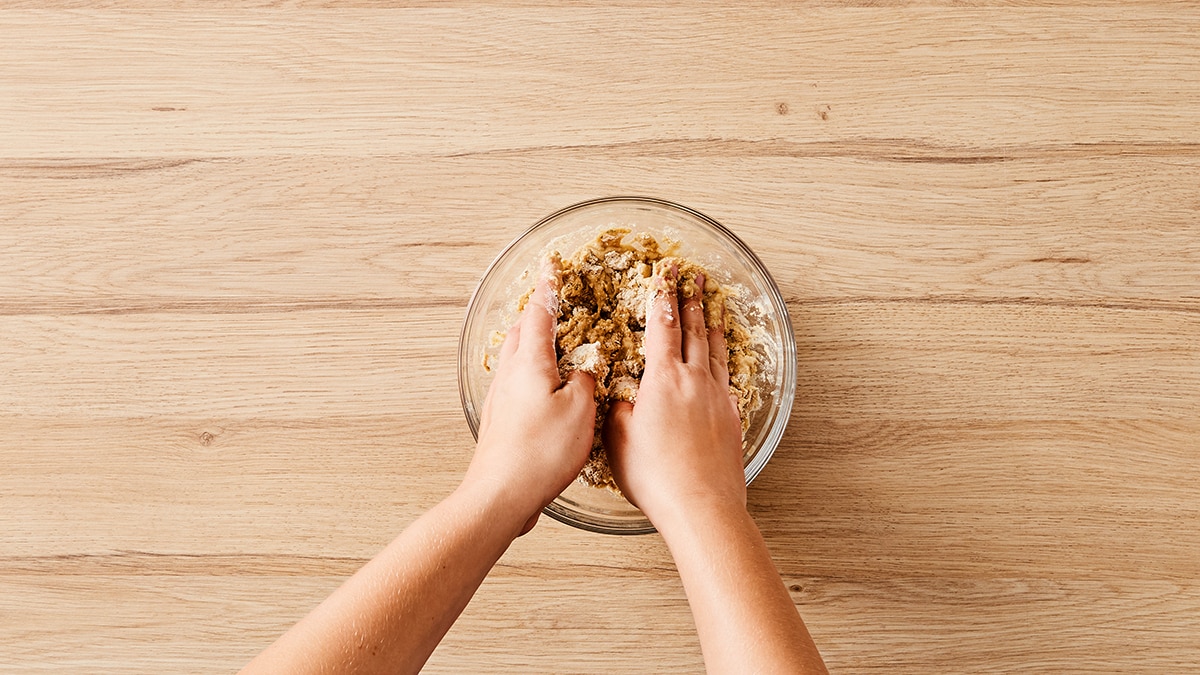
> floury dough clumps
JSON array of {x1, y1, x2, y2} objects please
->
[{"x1": 510, "y1": 228, "x2": 764, "y2": 493}]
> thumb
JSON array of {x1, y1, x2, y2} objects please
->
[
  {"x1": 602, "y1": 400, "x2": 638, "y2": 506},
  {"x1": 561, "y1": 369, "x2": 597, "y2": 397},
  {"x1": 602, "y1": 399, "x2": 634, "y2": 452}
]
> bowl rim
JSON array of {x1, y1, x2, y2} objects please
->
[{"x1": 457, "y1": 195, "x2": 796, "y2": 535}]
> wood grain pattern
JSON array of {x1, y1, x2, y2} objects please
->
[{"x1": 2, "y1": 4, "x2": 1198, "y2": 673}]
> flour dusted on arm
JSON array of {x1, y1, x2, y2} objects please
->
[{"x1": 505, "y1": 227, "x2": 765, "y2": 493}]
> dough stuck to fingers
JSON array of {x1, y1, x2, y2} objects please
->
[{"x1": 508, "y1": 228, "x2": 764, "y2": 493}]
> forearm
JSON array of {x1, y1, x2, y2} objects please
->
[
  {"x1": 655, "y1": 501, "x2": 827, "y2": 675},
  {"x1": 241, "y1": 479, "x2": 529, "y2": 675}
]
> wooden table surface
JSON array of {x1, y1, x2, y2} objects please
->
[{"x1": 3, "y1": 3, "x2": 1199, "y2": 673}]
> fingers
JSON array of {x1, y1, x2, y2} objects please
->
[
  {"x1": 602, "y1": 400, "x2": 633, "y2": 446},
  {"x1": 498, "y1": 321, "x2": 521, "y2": 365},
  {"x1": 680, "y1": 273, "x2": 709, "y2": 367},
  {"x1": 518, "y1": 257, "x2": 561, "y2": 361},
  {"x1": 561, "y1": 369, "x2": 597, "y2": 446},
  {"x1": 707, "y1": 302, "x2": 730, "y2": 388},
  {"x1": 601, "y1": 399, "x2": 633, "y2": 471},
  {"x1": 601, "y1": 400, "x2": 642, "y2": 509},
  {"x1": 561, "y1": 369, "x2": 596, "y2": 397},
  {"x1": 644, "y1": 265, "x2": 682, "y2": 366}
]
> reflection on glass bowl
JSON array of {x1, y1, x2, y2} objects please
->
[{"x1": 458, "y1": 197, "x2": 796, "y2": 535}]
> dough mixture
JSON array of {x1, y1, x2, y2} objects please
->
[{"x1": 505, "y1": 228, "x2": 764, "y2": 493}]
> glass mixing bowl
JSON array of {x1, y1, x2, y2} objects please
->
[{"x1": 458, "y1": 197, "x2": 796, "y2": 535}]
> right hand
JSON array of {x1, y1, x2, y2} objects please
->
[{"x1": 602, "y1": 271, "x2": 747, "y2": 525}]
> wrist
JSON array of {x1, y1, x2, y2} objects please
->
[
  {"x1": 455, "y1": 470, "x2": 542, "y2": 538},
  {"x1": 644, "y1": 490, "x2": 750, "y2": 539}
]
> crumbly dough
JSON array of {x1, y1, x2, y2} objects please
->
[{"x1": 513, "y1": 228, "x2": 763, "y2": 492}]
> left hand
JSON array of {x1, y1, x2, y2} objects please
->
[{"x1": 465, "y1": 261, "x2": 596, "y2": 533}]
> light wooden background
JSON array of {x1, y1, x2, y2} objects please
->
[{"x1": 3, "y1": 3, "x2": 1199, "y2": 673}]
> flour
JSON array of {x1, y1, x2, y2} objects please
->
[{"x1": 488, "y1": 227, "x2": 771, "y2": 494}]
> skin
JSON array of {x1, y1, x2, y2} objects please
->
[
  {"x1": 240, "y1": 267, "x2": 596, "y2": 675},
  {"x1": 605, "y1": 271, "x2": 828, "y2": 674},
  {"x1": 242, "y1": 265, "x2": 827, "y2": 675}
]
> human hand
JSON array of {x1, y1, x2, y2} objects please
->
[
  {"x1": 603, "y1": 271, "x2": 747, "y2": 527},
  {"x1": 466, "y1": 261, "x2": 596, "y2": 533}
]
